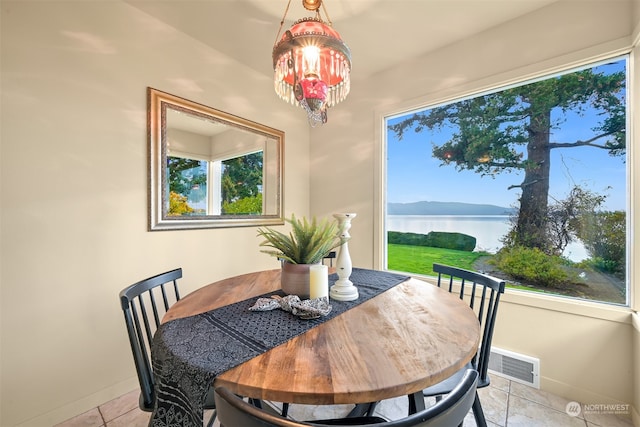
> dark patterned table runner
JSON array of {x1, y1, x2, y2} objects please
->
[{"x1": 150, "y1": 268, "x2": 409, "y2": 427}]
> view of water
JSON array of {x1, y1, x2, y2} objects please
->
[{"x1": 386, "y1": 215, "x2": 588, "y2": 262}]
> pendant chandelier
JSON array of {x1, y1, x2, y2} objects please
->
[{"x1": 272, "y1": 0, "x2": 352, "y2": 127}]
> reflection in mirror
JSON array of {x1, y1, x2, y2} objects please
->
[{"x1": 148, "y1": 88, "x2": 284, "y2": 230}]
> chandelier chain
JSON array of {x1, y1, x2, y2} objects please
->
[
  {"x1": 274, "y1": 0, "x2": 293, "y2": 46},
  {"x1": 321, "y1": 1, "x2": 332, "y2": 26}
]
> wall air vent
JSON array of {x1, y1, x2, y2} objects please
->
[{"x1": 488, "y1": 347, "x2": 540, "y2": 389}]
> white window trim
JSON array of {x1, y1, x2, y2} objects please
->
[{"x1": 374, "y1": 41, "x2": 635, "y2": 313}]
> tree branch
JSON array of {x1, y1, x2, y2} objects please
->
[
  {"x1": 508, "y1": 179, "x2": 541, "y2": 190},
  {"x1": 548, "y1": 130, "x2": 618, "y2": 149},
  {"x1": 483, "y1": 161, "x2": 524, "y2": 169}
]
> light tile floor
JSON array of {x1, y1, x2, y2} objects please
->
[{"x1": 55, "y1": 375, "x2": 634, "y2": 427}]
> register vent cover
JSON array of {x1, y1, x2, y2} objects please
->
[{"x1": 488, "y1": 347, "x2": 540, "y2": 389}]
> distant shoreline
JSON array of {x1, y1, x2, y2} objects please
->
[{"x1": 388, "y1": 201, "x2": 515, "y2": 216}]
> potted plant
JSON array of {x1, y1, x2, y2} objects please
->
[{"x1": 257, "y1": 214, "x2": 346, "y2": 297}]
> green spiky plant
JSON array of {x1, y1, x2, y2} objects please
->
[{"x1": 257, "y1": 214, "x2": 347, "y2": 264}]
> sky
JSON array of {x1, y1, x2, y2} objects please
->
[{"x1": 386, "y1": 58, "x2": 628, "y2": 212}]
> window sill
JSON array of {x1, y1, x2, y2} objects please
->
[{"x1": 406, "y1": 271, "x2": 632, "y2": 324}]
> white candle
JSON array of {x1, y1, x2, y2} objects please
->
[{"x1": 309, "y1": 264, "x2": 329, "y2": 299}]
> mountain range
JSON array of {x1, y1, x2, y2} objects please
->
[{"x1": 388, "y1": 201, "x2": 515, "y2": 215}]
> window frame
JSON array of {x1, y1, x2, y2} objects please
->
[
  {"x1": 374, "y1": 50, "x2": 634, "y2": 315},
  {"x1": 167, "y1": 149, "x2": 266, "y2": 217}
]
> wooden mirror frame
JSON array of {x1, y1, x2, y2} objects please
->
[{"x1": 148, "y1": 88, "x2": 284, "y2": 230}]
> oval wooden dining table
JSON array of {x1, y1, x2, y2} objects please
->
[{"x1": 161, "y1": 268, "x2": 480, "y2": 412}]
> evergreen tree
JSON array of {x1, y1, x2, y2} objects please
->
[
  {"x1": 222, "y1": 152, "x2": 263, "y2": 206},
  {"x1": 389, "y1": 62, "x2": 625, "y2": 253}
]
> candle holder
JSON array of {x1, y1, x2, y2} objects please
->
[{"x1": 330, "y1": 213, "x2": 358, "y2": 301}]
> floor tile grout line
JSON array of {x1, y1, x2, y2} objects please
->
[
  {"x1": 503, "y1": 380, "x2": 511, "y2": 427},
  {"x1": 507, "y1": 392, "x2": 588, "y2": 421},
  {"x1": 97, "y1": 405, "x2": 106, "y2": 426}
]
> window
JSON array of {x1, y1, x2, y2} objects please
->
[
  {"x1": 167, "y1": 156, "x2": 208, "y2": 216},
  {"x1": 167, "y1": 150, "x2": 264, "y2": 216},
  {"x1": 385, "y1": 56, "x2": 628, "y2": 305}
]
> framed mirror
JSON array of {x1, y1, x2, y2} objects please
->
[{"x1": 148, "y1": 88, "x2": 284, "y2": 230}]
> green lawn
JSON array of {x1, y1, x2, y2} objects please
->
[
  {"x1": 387, "y1": 244, "x2": 489, "y2": 277},
  {"x1": 386, "y1": 244, "x2": 602, "y2": 299}
]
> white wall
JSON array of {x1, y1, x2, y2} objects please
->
[
  {"x1": 311, "y1": 0, "x2": 638, "y2": 409},
  {"x1": 0, "y1": 1, "x2": 310, "y2": 425}
]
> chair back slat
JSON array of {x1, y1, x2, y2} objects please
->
[
  {"x1": 122, "y1": 305, "x2": 155, "y2": 407},
  {"x1": 475, "y1": 286, "x2": 487, "y2": 325},
  {"x1": 148, "y1": 290, "x2": 162, "y2": 329},
  {"x1": 135, "y1": 295, "x2": 153, "y2": 344},
  {"x1": 119, "y1": 268, "x2": 183, "y2": 411},
  {"x1": 469, "y1": 280, "x2": 477, "y2": 310},
  {"x1": 433, "y1": 263, "x2": 505, "y2": 384},
  {"x1": 160, "y1": 283, "x2": 171, "y2": 313},
  {"x1": 476, "y1": 290, "x2": 503, "y2": 379}
]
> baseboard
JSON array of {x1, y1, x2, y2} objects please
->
[{"x1": 13, "y1": 377, "x2": 139, "y2": 427}]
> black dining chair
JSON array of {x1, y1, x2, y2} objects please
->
[
  {"x1": 417, "y1": 263, "x2": 506, "y2": 427},
  {"x1": 214, "y1": 369, "x2": 479, "y2": 427},
  {"x1": 119, "y1": 268, "x2": 217, "y2": 427},
  {"x1": 323, "y1": 251, "x2": 337, "y2": 267}
]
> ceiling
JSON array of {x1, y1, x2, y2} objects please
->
[{"x1": 126, "y1": 0, "x2": 560, "y2": 80}]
